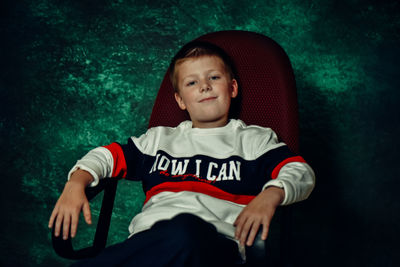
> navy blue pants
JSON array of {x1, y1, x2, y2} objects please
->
[{"x1": 72, "y1": 213, "x2": 241, "y2": 267}]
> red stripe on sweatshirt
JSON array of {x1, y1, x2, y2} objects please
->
[
  {"x1": 103, "y1": 143, "x2": 127, "y2": 178},
  {"x1": 271, "y1": 156, "x2": 306, "y2": 179},
  {"x1": 144, "y1": 181, "x2": 255, "y2": 205}
]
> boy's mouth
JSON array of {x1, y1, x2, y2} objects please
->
[{"x1": 199, "y1": 96, "x2": 217, "y2": 103}]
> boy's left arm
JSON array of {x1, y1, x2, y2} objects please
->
[{"x1": 234, "y1": 161, "x2": 315, "y2": 246}]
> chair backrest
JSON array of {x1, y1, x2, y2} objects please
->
[{"x1": 149, "y1": 30, "x2": 299, "y2": 153}]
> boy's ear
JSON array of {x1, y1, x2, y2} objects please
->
[
  {"x1": 174, "y1": 92, "x2": 187, "y2": 110},
  {"x1": 231, "y1": 79, "x2": 239, "y2": 98}
]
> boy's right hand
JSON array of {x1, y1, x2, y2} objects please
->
[{"x1": 48, "y1": 170, "x2": 94, "y2": 240}]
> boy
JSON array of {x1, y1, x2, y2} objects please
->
[{"x1": 49, "y1": 41, "x2": 315, "y2": 266}]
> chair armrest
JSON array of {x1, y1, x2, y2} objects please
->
[
  {"x1": 51, "y1": 178, "x2": 119, "y2": 259},
  {"x1": 245, "y1": 206, "x2": 291, "y2": 267},
  {"x1": 245, "y1": 229, "x2": 268, "y2": 266}
]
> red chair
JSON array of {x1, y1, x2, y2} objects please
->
[
  {"x1": 52, "y1": 30, "x2": 299, "y2": 266},
  {"x1": 150, "y1": 30, "x2": 299, "y2": 153}
]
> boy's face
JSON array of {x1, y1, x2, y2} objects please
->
[{"x1": 174, "y1": 55, "x2": 238, "y2": 128}]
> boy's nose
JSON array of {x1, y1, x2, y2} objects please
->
[{"x1": 200, "y1": 81, "x2": 211, "y2": 92}]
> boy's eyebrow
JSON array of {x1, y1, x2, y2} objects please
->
[
  {"x1": 182, "y1": 69, "x2": 223, "y2": 79},
  {"x1": 181, "y1": 74, "x2": 198, "y2": 81}
]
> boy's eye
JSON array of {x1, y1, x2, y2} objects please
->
[
  {"x1": 186, "y1": 81, "x2": 197, "y2": 86},
  {"x1": 210, "y1": 76, "x2": 220, "y2": 80}
]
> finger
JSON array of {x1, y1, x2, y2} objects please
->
[
  {"x1": 54, "y1": 213, "x2": 63, "y2": 237},
  {"x1": 48, "y1": 206, "x2": 59, "y2": 228},
  {"x1": 233, "y1": 211, "x2": 243, "y2": 227},
  {"x1": 62, "y1": 213, "x2": 71, "y2": 240},
  {"x1": 82, "y1": 201, "x2": 92, "y2": 225},
  {"x1": 246, "y1": 221, "x2": 261, "y2": 246},
  {"x1": 261, "y1": 221, "x2": 270, "y2": 241},
  {"x1": 234, "y1": 215, "x2": 246, "y2": 241},
  {"x1": 234, "y1": 219, "x2": 242, "y2": 239},
  {"x1": 70, "y1": 211, "x2": 79, "y2": 238},
  {"x1": 246, "y1": 224, "x2": 259, "y2": 246},
  {"x1": 239, "y1": 219, "x2": 254, "y2": 246}
]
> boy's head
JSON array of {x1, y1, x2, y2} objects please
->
[
  {"x1": 169, "y1": 41, "x2": 236, "y2": 92},
  {"x1": 170, "y1": 41, "x2": 239, "y2": 128}
]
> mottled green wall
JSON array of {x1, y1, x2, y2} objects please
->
[{"x1": 1, "y1": 0, "x2": 399, "y2": 266}]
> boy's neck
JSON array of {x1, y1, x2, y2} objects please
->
[{"x1": 191, "y1": 118, "x2": 230, "y2": 129}]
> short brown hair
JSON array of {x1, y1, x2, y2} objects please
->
[{"x1": 169, "y1": 41, "x2": 236, "y2": 92}]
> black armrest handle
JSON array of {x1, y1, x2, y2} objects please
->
[
  {"x1": 245, "y1": 229, "x2": 268, "y2": 266},
  {"x1": 245, "y1": 206, "x2": 291, "y2": 267},
  {"x1": 51, "y1": 179, "x2": 119, "y2": 259}
]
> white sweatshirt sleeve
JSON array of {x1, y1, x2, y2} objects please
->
[
  {"x1": 262, "y1": 161, "x2": 315, "y2": 205},
  {"x1": 67, "y1": 147, "x2": 115, "y2": 187}
]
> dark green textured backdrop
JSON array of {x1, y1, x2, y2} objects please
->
[{"x1": 1, "y1": 0, "x2": 399, "y2": 266}]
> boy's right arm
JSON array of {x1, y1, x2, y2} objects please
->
[{"x1": 48, "y1": 169, "x2": 94, "y2": 240}]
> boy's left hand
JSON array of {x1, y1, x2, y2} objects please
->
[{"x1": 234, "y1": 186, "x2": 284, "y2": 246}]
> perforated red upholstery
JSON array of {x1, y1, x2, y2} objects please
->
[{"x1": 148, "y1": 31, "x2": 299, "y2": 153}]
